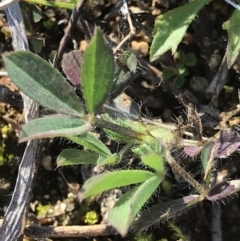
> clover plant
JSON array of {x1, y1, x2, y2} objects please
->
[{"x1": 162, "y1": 51, "x2": 197, "y2": 88}]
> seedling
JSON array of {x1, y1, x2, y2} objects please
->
[
  {"x1": 84, "y1": 211, "x2": 99, "y2": 225},
  {"x1": 4, "y1": 0, "x2": 240, "y2": 237},
  {"x1": 162, "y1": 51, "x2": 197, "y2": 88}
]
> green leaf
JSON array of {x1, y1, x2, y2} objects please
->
[
  {"x1": 200, "y1": 142, "x2": 214, "y2": 172},
  {"x1": 30, "y1": 4, "x2": 42, "y2": 23},
  {"x1": 97, "y1": 153, "x2": 120, "y2": 166},
  {"x1": 109, "y1": 68, "x2": 132, "y2": 100},
  {"x1": 227, "y1": 10, "x2": 240, "y2": 67},
  {"x1": 133, "y1": 195, "x2": 201, "y2": 231},
  {"x1": 79, "y1": 170, "x2": 156, "y2": 200},
  {"x1": 109, "y1": 51, "x2": 138, "y2": 100},
  {"x1": 67, "y1": 133, "x2": 111, "y2": 157},
  {"x1": 150, "y1": 0, "x2": 210, "y2": 60},
  {"x1": 162, "y1": 68, "x2": 176, "y2": 80},
  {"x1": 132, "y1": 140, "x2": 156, "y2": 156},
  {"x1": 149, "y1": 127, "x2": 176, "y2": 146},
  {"x1": 102, "y1": 114, "x2": 147, "y2": 143},
  {"x1": 174, "y1": 75, "x2": 186, "y2": 88},
  {"x1": 82, "y1": 27, "x2": 115, "y2": 114},
  {"x1": 104, "y1": 129, "x2": 135, "y2": 143},
  {"x1": 30, "y1": 38, "x2": 44, "y2": 53},
  {"x1": 108, "y1": 176, "x2": 161, "y2": 236},
  {"x1": 184, "y1": 53, "x2": 197, "y2": 66},
  {"x1": 201, "y1": 141, "x2": 216, "y2": 186},
  {"x1": 57, "y1": 149, "x2": 98, "y2": 167},
  {"x1": 174, "y1": 51, "x2": 185, "y2": 62},
  {"x1": 96, "y1": 144, "x2": 130, "y2": 167},
  {"x1": 141, "y1": 152, "x2": 166, "y2": 176},
  {"x1": 103, "y1": 114, "x2": 147, "y2": 134},
  {"x1": 124, "y1": 51, "x2": 138, "y2": 72},
  {"x1": 4, "y1": 51, "x2": 84, "y2": 116},
  {"x1": 177, "y1": 64, "x2": 188, "y2": 76},
  {"x1": 22, "y1": 5, "x2": 33, "y2": 33},
  {"x1": 20, "y1": 115, "x2": 90, "y2": 142},
  {"x1": 43, "y1": 19, "x2": 55, "y2": 29}
]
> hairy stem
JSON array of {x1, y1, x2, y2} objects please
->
[{"x1": 164, "y1": 149, "x2": 204, "y2": 194}]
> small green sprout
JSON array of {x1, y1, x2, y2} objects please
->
[
  {"x1": 224, "y1": 85, "x2": 234, "y2": 94},
  {"x1": 1, "y1": 125, "x2": 13, "y2": 138},
  {"x1": 84, "y1": 210, "x2": 99, "y2": 225},
  {"x1": 36, "y1": 203, "x2": 51, "y2": 217},
  {"x1": 0, "y1": 144, "x2": 4, "y2": 166},
  {"x1": 162, "y1": 51, "x2": 197, "y2": 88}
]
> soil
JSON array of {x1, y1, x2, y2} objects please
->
[{"x1": 1, "y1": 0, "x2": 240, "y2": 240}]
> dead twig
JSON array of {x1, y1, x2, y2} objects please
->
[
  {"x1": 0, "y1": 220, "x2": 116, "y2": 239},
  {"x1": 24, "y1": 224, "x2": 115, "y2": 238},
  {"x1": 113, "y1": 0, "x2": 136, "y2": 54}
]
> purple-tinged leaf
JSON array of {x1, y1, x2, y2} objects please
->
[
  {"x1": 184, "y1": 146, "x2": 202, "y2": 157},
  {"x1": 215, "y1": 129, "x2": 240, "y2": 158},
  {"x1": 207, "y1": 180, "x2": 240, "y2": 201},
  {"x1": 62, "y1": 50, "x2": 83, "y2": 87}
]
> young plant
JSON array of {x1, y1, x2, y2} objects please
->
[
  {"x1": 3, "y1": 27, "x2": 172, "y2": 236},
  {"x1": 5, "y1": 25, "x2": 215, "y2": 236},
  {"x1": 150, "y1": 0, "x2": 240, "y2": 68},
  {"x1": 162, "y1": 51, "x2": 197, "y2": 88},
  {"x1": 4, "y1": 1, "x2": 240, "y2": 236},
  {"x1": 150, "y1": 0, "x2": 211, "y2": 61}
]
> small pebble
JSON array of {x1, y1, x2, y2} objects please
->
[{"x1": 189, "y1": 76, "x2": 208, "y2": 93}]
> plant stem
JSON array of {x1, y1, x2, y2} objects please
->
[{"x1": 164, "y1": 149, "x2": 204, "y2": 194}]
